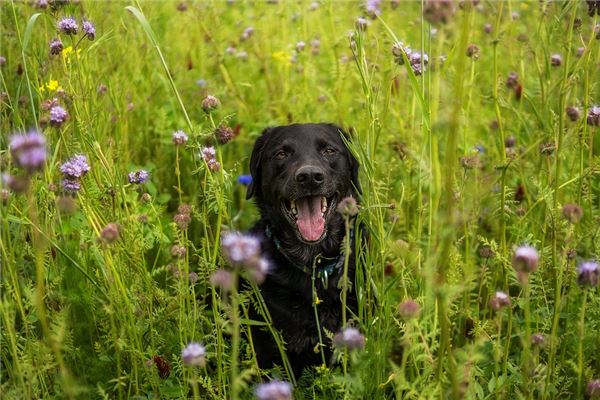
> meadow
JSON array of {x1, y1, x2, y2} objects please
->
[{"x1": 1, "y1": 0, "x2": 600, "y2": 398}]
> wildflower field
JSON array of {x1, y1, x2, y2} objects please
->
[{"x1": 2, "y1": 0, "x2": 600, "y2": 398}]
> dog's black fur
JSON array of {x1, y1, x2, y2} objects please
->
[{"x1": 246, "y1": 123, "x2": 361, "y2": 378}]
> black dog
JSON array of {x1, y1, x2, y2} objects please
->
[{"x1": 246, "y1": 123, "x2": 361, "y2": 378}]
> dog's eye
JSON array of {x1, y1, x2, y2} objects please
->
[
  {"x1": 274, "y1": 150, "x2": 287, "y2": 160},
  {"x1": 323, "y1": 148, "x2": 336, "y2": 155}
]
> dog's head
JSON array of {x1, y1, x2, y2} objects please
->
[{"x1": 247, "y1": 123, "x2": 361, "y2": 244}]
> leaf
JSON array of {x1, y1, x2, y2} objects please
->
[{"x1": 22, "y1": 13, "x2": 42, "y2": 53}]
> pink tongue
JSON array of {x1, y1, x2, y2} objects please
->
[{"x1": 296, "y1": 196, "x2": 324, "y2": 241}]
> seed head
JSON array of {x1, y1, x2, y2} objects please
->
[
  {"x1": 398, "y1": 299, "x2": 421, "y2": 320},
  {"x1": 49, "y1": 105, "x2": 68, "y2": 127},
  {"x1": 566, "y1": 106, "x2": 580, "y2": 122},
  {"x1": 152, "y1": 355, "x2": 171, "y2": 379},
  {"x1": 58, "y1": 17, "x2": 78, "y2": 35},
  {"x1": 530, "y1": 333, "x2": 546, "y2": 347},
  {"x1": 170, "y1": 244, "x2": 187, "y2": 259},
  {"x1": 172, "y1": 130, "x2": 188, "y2": 145},
  {"x1": 466, "y1": 43, "x2": 480, "y2": 59},
  {"x1": 423, "y1": 0, "x2": 455, "y2": 25},
  {"x1": 56, "y1": 195, "x2": 77, "y2": 214},
  {"x1": 587, "y1": 0, "x2": 600, "y2": 17},
  {"x1": 100, "y1": 223, "x2": 120, "y2": 244},
  {"x1": 506, "y1": 72, "x2": 519, "y2": 89},
  {"x1": 178, "y1": 203, "x2": 193, "y2": 215},
  {"x1": 9, "y1": 130, "x2": 47, "y2": 172},
  {"x1": 255, "y1": 380, "x2": 293, "y2": 400},
  {"x1": 333, "y1": 327, "x2": 365, "y2": 351},
  {"x1": 296, "y1": 41, "x2": 306, "y2": 52},
  {"x1": 49, "y1": 38, "x2": 64, "y2": 55},
  {"x1": 540, "y1": 142, "x2": 556, "y2": 155},
  {"x1": 201, "y1": 95, "x2": 220, "y2": 113},
  {"x1": 512, "y1": 245, "x2": 539, "y2": 274},
  {"x1": 337, "y1": 196, "x2": 359, "y2": 217},
  {"x1": 82, "y1": 19, "x2": 96, "y2": 40},
  {"x1": 577, "y1": 261, "x2": 599, "y2": 287},
  {"x1": 215, "y1": 124, "x2": 235, "y2": 145},
  {"x1": 577, "y1": 47, "x2": 585, "y2": 57},
  {"x1": 128, "y1": 169, "x2": 150, "y2": 184},
  {"x1": 550, "y1": 54, "x2": 562, "y2": 67},
  {"x1": 562, "y1": 203, "x2": 583, "y2": 223},
  {"x1": 174, "y1": 213, "x2": 191, "y2": 229},
  {"x1": 181, "y1": 342, "x2": 206, "y2": 367},
  {"x1": 188, "y1": 272, "x2": 198, "y2": 283},
  {"x1": 489, "y1": 291, "x2": 511, "y2": 311},
  {"x1": 483, "y1": 23, "x2": 492, "y2": 34}
]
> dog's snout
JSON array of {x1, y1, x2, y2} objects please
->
[{"x1": 295, "y1": 165, "x2": 325, "y2": 187}]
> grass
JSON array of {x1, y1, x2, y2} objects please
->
[{"x1": 1, "y1": 0, "x2": 600, "y2": 399}]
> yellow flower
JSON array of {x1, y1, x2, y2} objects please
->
[
  {"x1": 46, "y1": 80, "x2": 59, "y2": 91},
  {"x1": 39, "y1": 79, "x2": 63, "y2": 93},
  {"x1": 314, "y1": 296, "x2": 323, "y2": 306},
  {"x1": 62, "y1": 46, "x2": 81, "y2": 62},
  {"x1": 272, "y1": 51, "x2": 292, "y2": 67}
]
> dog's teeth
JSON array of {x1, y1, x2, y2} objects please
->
[
  {"x1": 321, "y1": 197, "x2": 327, "y2": 213},
  {"x1": 291, "y1": 199, "x2": 297, "y2": 216}
]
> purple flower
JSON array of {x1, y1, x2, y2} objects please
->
[
  {"x1": 201, "y1": 95, "x2": 220, "y2": 113},
  {"x1": 49, "y1": 105, "x2": 68, "y2": 126},
  {"x1": 512, "y1": 245, "x2": 539, "y2": 273},
  {"x1": 61, "y1": 177, "x2": 81, "y2": 193},
  {"x1": 241, "y1": 26, "x2": 254, "y2": 41},
  {"x1": 296, "y1": 41, "x2": 306, "y2": 52},
  {"x1": 255, "y1": 380, "x2": 293, "y2": 400},
  {"x1": 237, "y1": 175, "x2": 252, "y2": 185},
  {"x1": 49, "y1": 38, "x2": 64, "y2": 55},
  {"x1": 365, "y1": 0, "x2": 382, "y2": 17},
  {"x1": 82, "y1": 19, "x2": 96, "y2": 40},
  {"x1": 9, "y1": 130, "x2": 47, "y2": 172},
  {"x1": 489, "y1": 291, "x2": 511, "y2": 311},
  {"x1": 333, "y1": 327, "x2": 365, "y2": 351},
  {"x1": 172, "y1": 130, "x2": 188, "y2": 145},
  {"x1": 209, "y1": 270, "x2": 234, "y2": 292},
  {"x1": 221, "y1": 232, "x2": 261, "y2": 267},
  {"x1": 588, "y1": 379, "x2": 600, "y2": 397},
  {"x1": 587, "y1": 105, "x2": 600, "y2": 127},
  {"x1": 398, "y1": 299, "x2": 421, "y2": 319},
  {"x1": 60, "y1": 154, "x2": 90, "y2": 179},
  {"x1": 215, "y1": 124, "x2": 234, "y2": 145},
  {"x1": 128, "y1": 169, "x2": 150, "y2": 184},
  {"x1": 355, "y1": 17, "x2": 370, "y2": 31},
  {"x1": 577, "y1": 261, "x2": 599, "y2": 287},
  {"x1": 58, "y1": 17, "x2": 78, "y2": 35},
  {"x1": 337, "y1": 196, "x2": 359, "y2": 216},
  {"x1": 0, "y1": 56, "x2": 5, "y2": 66},
  {"x1": 100, "y1": 223, "x2": 120, "y2": 244},
  {"x1": 201, "y1": 146, "x2": 216, "y2": 163},
  {"x1": 196, "y1": 79, "x2": 207, "y2": 87},
  {"x1": 181, "y1": 342, "x2": 206, "y2": 367}
]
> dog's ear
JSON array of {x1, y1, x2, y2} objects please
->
[
  {"x1": 246, "y1": 128, "x2": 271, "y2": 200},
  {"x1": 327, "y1": 124, "x2": 362, "y2": 195}
]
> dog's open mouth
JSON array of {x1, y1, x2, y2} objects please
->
[{"x1": 282, "y1": 195, "x2": 335, "y2": 242}]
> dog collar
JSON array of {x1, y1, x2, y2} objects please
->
[{"x1": 264, "y1": 225, "x2": 354, "y2": 289}]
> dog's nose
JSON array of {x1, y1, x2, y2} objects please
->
[{"x1": 295, "y1": 165, "x2": 325, "y2": 187}]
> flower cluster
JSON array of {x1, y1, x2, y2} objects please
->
[
  {"x1": 398, "y1": 299, "x2": 421, "y2": 320},
  {"x1": 587, "y1": 105, "x2": 600, "y2": 126},
  {"x1": 512, "y1": 245, "x2": 539, "y2": 282},
  {"x1": 255, "y1": 380, "x2": 293, "y2": 400},
  {"x1": 174, "y1": 203, "x2": 193, "y2": 230},
  {"x1": 489, "y1": 291, "x2": 511, "y2": 311},
  {"x1": 57, "y1": 17, "x2": 96, "y2": 41},
  {"x1": 9, "y1": 130, "x2": 47, "y2": 173},
  {"x1": 201, "y1": 146, "x2": 220, "y2": 172},
  {"x1": 577, "y1": 261, "x2": 599, "y2": 287},
  {"x1": 220, "y1": 231, "x2": 269, "y2": 283},
  {"x1": 365, "y1": 0, "x2": 382, "y2": 18},
  {"x1": 59, "y1": 154, "x2": 90, "y2": 193},
  {"x1": 99, "y1": 223, "x2": 120, "y2": 244},
  {"x1": 49, "y1": 105, "x2": 68, "y2": 127},
  {"x1": 333, "y1": 327, "x2": 365, "y2": 351},
  {"x1": 337, "y1": 196, "x2": 359, "y2": 217},
  {"x1": 201, "y1": 95, "x2": 220, "y2": 113},
  {"x1": 392, "y1": 42, "x2": 429, "y2": 76},
  {"x1": 181, "y1": 342, "x2": 206, "y2": 367},
  {"x1": 215, "y1": 124, "x2": 235, "y2": 145},
  {"x1": 128, "y1": 169, "x2": 150, "y2": 184},
  {"x1": 172, "y1": 130, "x2": 188, "y2": 145}
]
